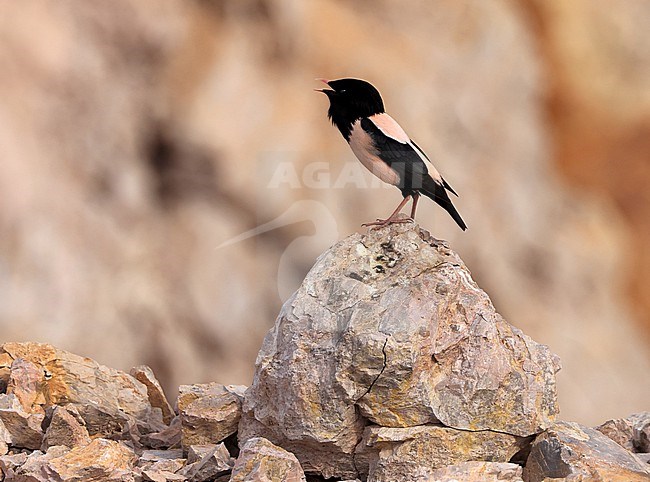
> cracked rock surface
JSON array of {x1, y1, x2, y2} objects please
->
[{"x1": 238, "y1": 222, "x2": 561, "y2": 479}]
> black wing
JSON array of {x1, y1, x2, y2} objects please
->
[
  {"x1": 361, "y1": 118, "x2": 467, "y2": 230},
  {"x1": 360, "y1": 118, "x2": 429, "y2": 194}
]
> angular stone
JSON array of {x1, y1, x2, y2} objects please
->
[
  {"x1": 631, "y1": 412, "x2": 650, "y2": 453},
  {"x1": 12, "y1": 446, "x2": 69, "y2": 482},
  {"x1": 230, "y1": 437, "x2": 305, "y2": 482},
  {"x1": 524, "y1": 421, "x2": 650, "y2": 481},
  {"x1": 428, "y1": 461, "x2": 524, "y2": 482},
  {"x1": 47, "y1": 438, "x2": 136, "y2": 481},
  {"x1": 137, "y1": 449, "x2": 185, "y2": 478},
  {"x1": 596, "y1": 412, "x2": 650, "y2": 454},
  {"x1": 0, "y1": 342, "x2": 165, "y2": 439},
  {"x1": 178, "y1": 383, "x2": 245, "y2": 450},
  {"x1": 180, "y1": 442, "x2": 231, "y2": 481},
  {"x1": 142, "y1": 415, "x2": 182, "y2": 449},
  {"x1": 597, "y1": 417, "x2": 636, "y2": 452},
  {"x1": 0, "y1": 452, "x2": 28, "y2": 476},
  {"x1": 356, "y1": 425, "x2": 528, "y2": 481},
  {"x1": 130, "y1": 365, "x2": 175, "y2": 425},
  {"x1": 41, "y1": 405, "x2": 91, "y2": 450},
  {"x1": 0, "y1": 393, "x2": 44, "y2": 449},
  {"x1": 240, "y1": 224, "x2": 560, "y2": 478}
]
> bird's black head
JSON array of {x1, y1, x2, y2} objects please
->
[{"x1": 316, "y1": 78, "x2": 385, "y2": 140}]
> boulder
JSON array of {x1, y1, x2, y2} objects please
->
[
  {"x1": 356, "y1": 425, "x2": 528, "y2": 481},
  {"x1": 178, "y1": 383, "x2": 245, "y2": 450},
  {"x1": 240, "y1": 224, "x2": 560, "y2": 478},
  {"x1": 230, "y1": 437, "x2": 305, "y2": 482},
  {"x1": 524, "y1": 421, "x2": 650, "y2": 481}
]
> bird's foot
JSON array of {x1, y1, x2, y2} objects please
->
[{"x1": 362, "y1": 216, "x2": 414, "y2": 228}]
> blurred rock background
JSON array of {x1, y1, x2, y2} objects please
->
[{"x1": 0, "y1": 0, "x2": 648, "y2": 425}]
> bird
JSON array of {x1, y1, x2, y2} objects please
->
[{"x1": 316, "y1": 78, "x2": 467, "y2": 230}]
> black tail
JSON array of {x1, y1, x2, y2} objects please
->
[{"x1": 421, "y1": 176, "x2": 467, "y2": 231}]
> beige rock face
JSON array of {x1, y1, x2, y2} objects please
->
[
  {"x1": 240, "y1": 223, "x2": 559, "y2": 478},
  {"x1": 357, "y1": 425, "x2": 528, "y2": 482},
  {"x1": 178, "y1": 383, "x2": 245, "y2": 450},
  {"x1": 429, "y1": 461, "x2": 524, "y2": 482},
  {"x1": 0, "y1": 342, "x2": 165, "y2": 439},
  {"x1": 524, "y1": 421, "x2": 650, "y2": 481},
  {"x1": 230, "y1": 437, "x2": 306, "y2": 482}
]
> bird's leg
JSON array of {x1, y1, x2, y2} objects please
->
[
  {"x1": 410, "y1": 192, "x2": 420, "y2": 220},
  {"x1": 362, "y1": 195, "x2": 413, "y2": 227}
]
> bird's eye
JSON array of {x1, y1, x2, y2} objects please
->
[{"x1": 339, "y1": 89, "x2": 346, "y2": 93}]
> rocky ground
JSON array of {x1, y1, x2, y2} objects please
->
[{"x1": 0, "y1": 224, "x2": 648, "y2": 481}]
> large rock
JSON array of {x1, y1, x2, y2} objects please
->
[
  {"x1": 356, "y1": 425, "x2": 528, "y2": 481},
  {"x1": 0, "y1": 342, "x2": 166, "y2": 439},
  {"x1": 240, "y1": 223, "x2": 560, "y2": 478},
  {"x1": 524, "y1": 421, "x2": 650, "y2": 481}
]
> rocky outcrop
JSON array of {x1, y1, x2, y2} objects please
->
[
  {"x1": 239, "y1": 222, "x2": 560, "y2": 478},
  {"x1": 0, "y1": 228, "x2": 647, "y2": 481},
  {"x1": 1, "y1": 0, "x2": 649, "y2": 431}
]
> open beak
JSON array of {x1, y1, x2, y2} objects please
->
[{"x1": 314, "y1": 78, "x2": 333, "y2": 93}]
